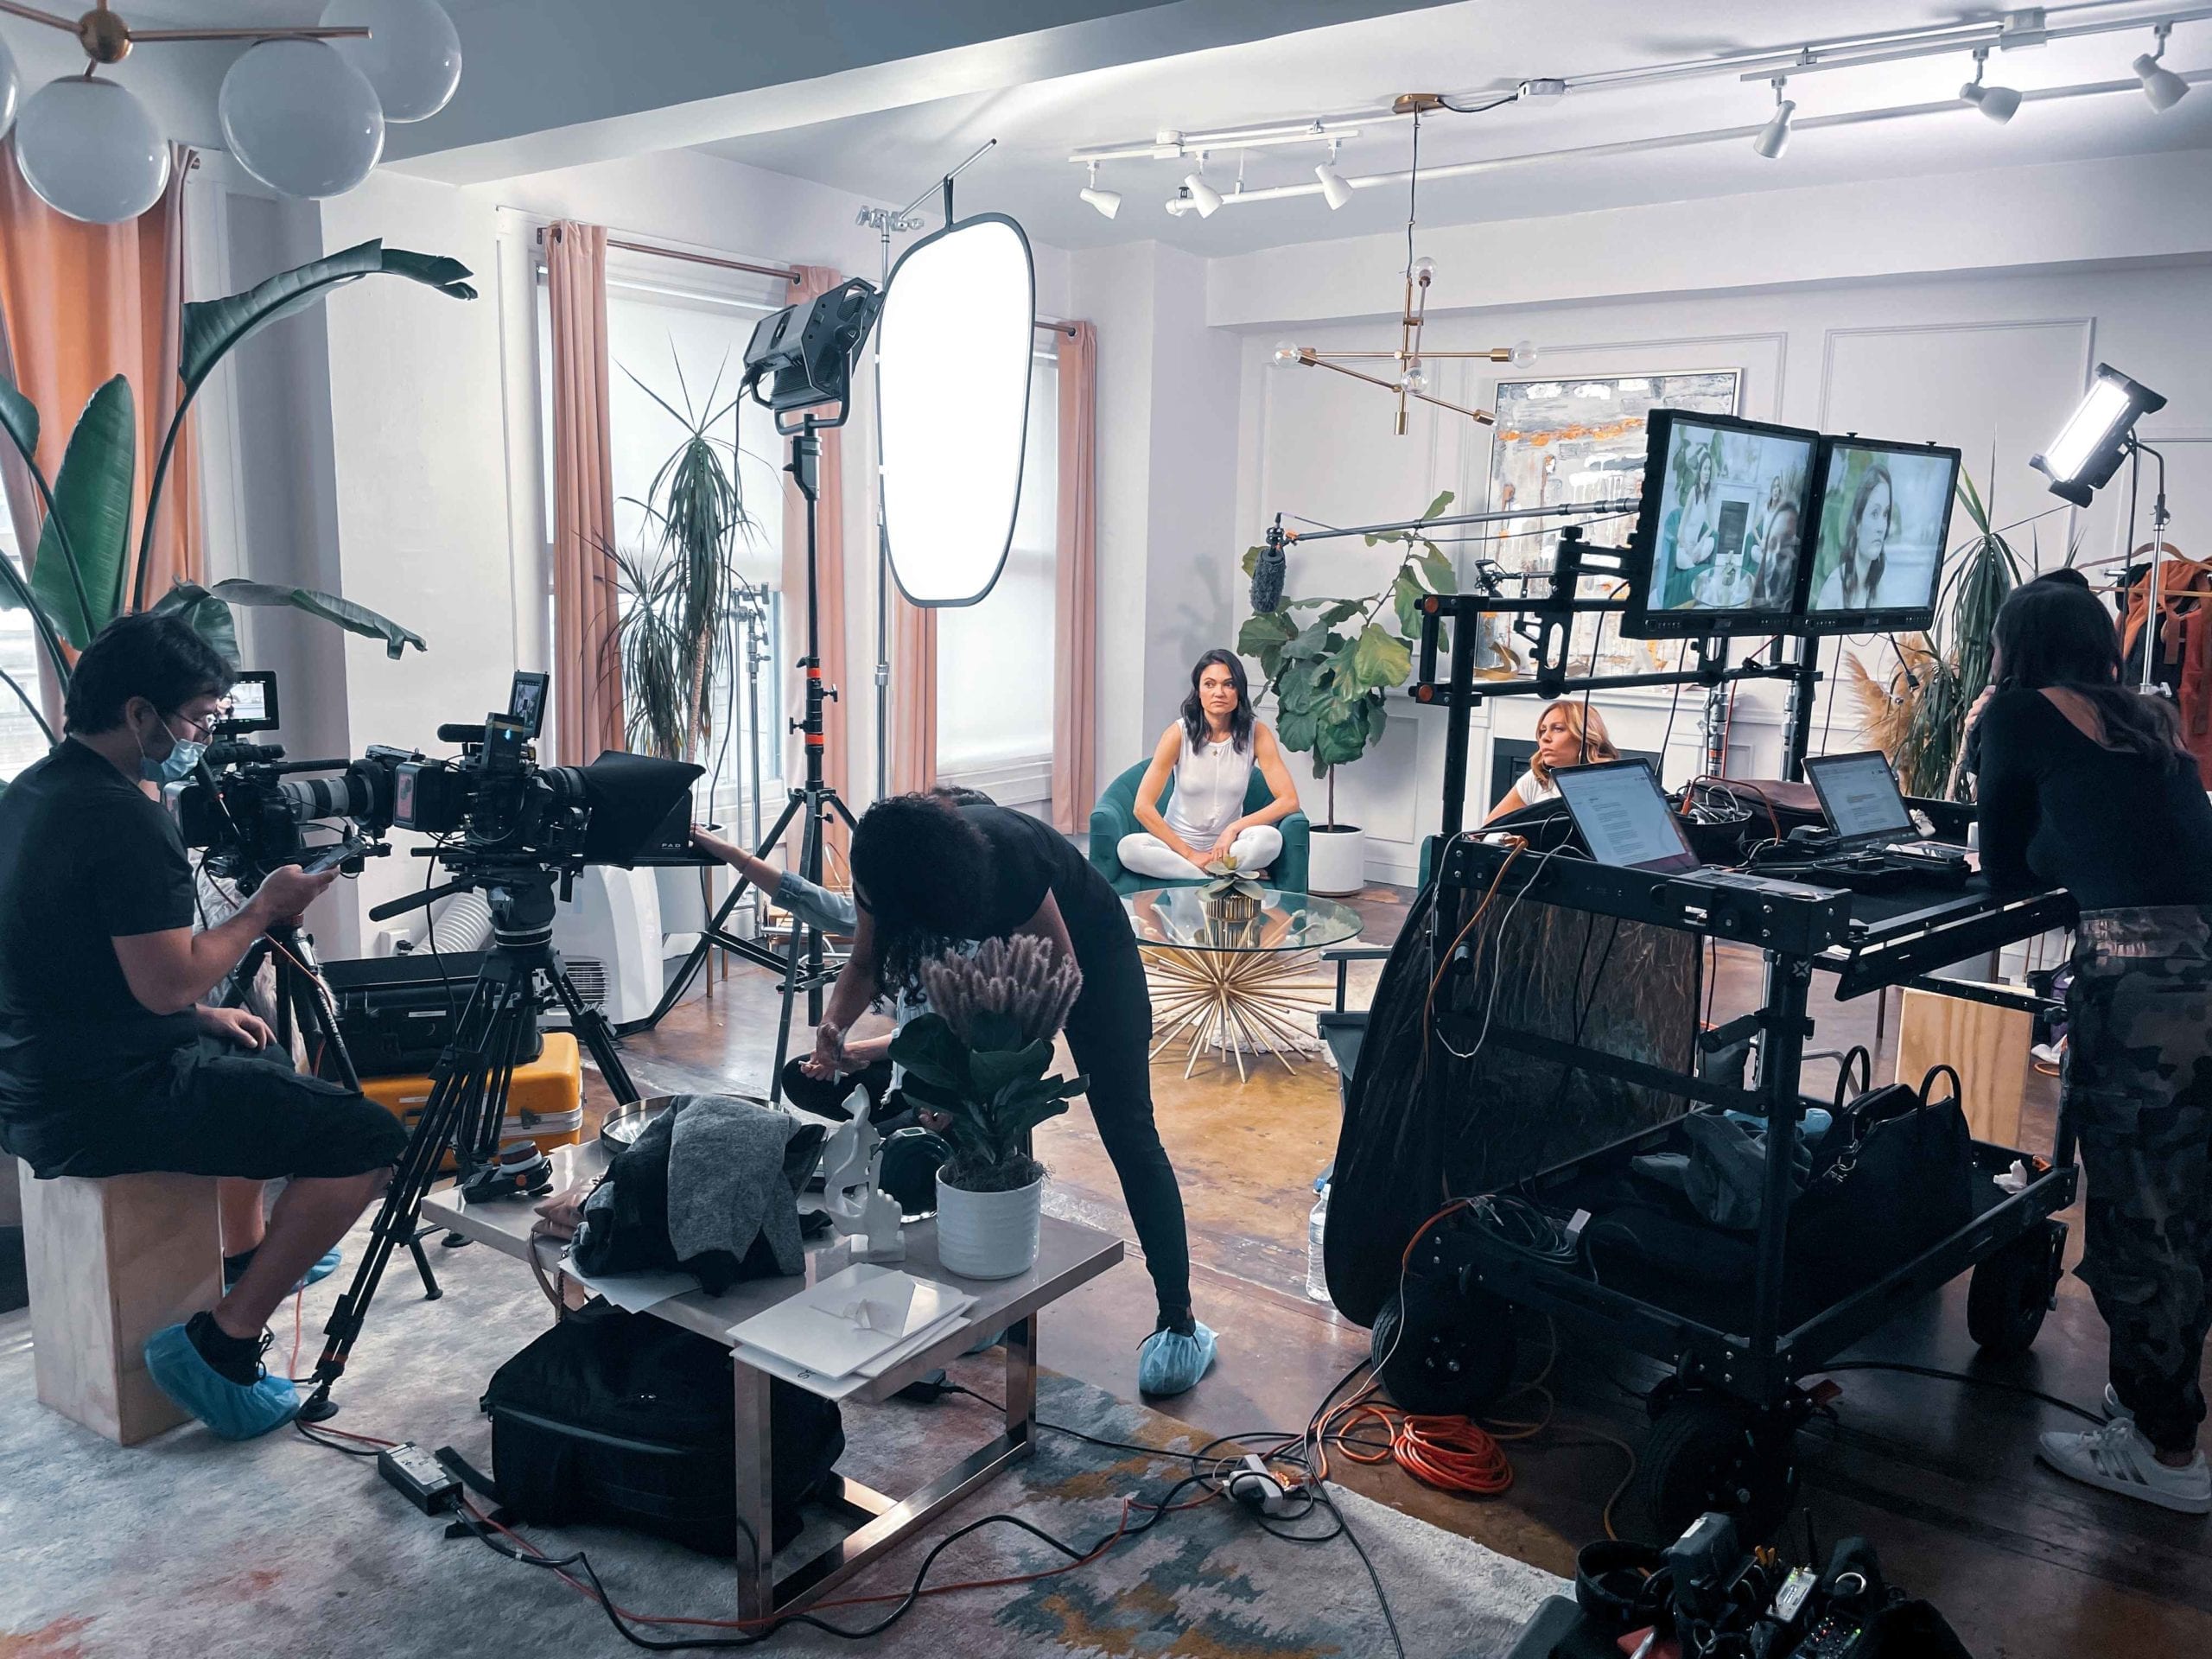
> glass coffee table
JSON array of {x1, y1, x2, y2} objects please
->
[{"x1": 1123, "y1": 886, "x2": 1364, "y2": 1080}]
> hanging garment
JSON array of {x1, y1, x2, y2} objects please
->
[{"x1": 2122, "y1": 545, "x2": 2212, "y2": 781}]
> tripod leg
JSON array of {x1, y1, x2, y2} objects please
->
[
  {"x1": 638, "y1": 792, "x2": 809, "y2": 1031},
  {"x1": 549, "y1": 953, "x2": 642, "y2": 1105}
]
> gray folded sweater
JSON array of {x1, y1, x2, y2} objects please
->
[{"x1": 664, "y1": 1094, "x2": 813, "y2": 1276}]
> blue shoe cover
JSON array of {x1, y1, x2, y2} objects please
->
[
  {"x1": 304, "y1": 1246, "x2": 343, "y2": 1287},
  {"x1": 143, "y1": 1323, "x2": 299, "y2": 1440},
  {"x1": 1138, "y1": 1320, "x2": 1217, "y2": 1397}
]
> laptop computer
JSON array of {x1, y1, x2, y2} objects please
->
[
  {"x1": 1802, "y1": 751, "x2": 1964, "y2": 864},
  {"x1": 1550, "y1": 759, "x2": 1703, "y2": 875}
]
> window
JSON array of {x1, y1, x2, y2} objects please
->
[
  {"x1": 538, "y1": 267, "x2": 786, "y2": 826},
  {"x1": 0, "y1": 521, "x2": 47, "y2": 782},
  {"x1": 935, "y1": 348, "x2": 1058, "y2": 788}
]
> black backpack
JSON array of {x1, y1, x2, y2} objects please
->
[{"x1": 480, "y1": 1301, "x2": 843, "y2": 1555}]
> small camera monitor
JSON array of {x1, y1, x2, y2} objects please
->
[
  {"x1": 219, "y1": 670, "x2": 279, "y2": 735},
  {"x1": 1796, "y1": 436, "x2": 1961, "y2": 635},
  {"x1": 1623, "y1": 410, "x2": 1821, "y2": 640},
  {"x1": 506, "y1": 671, "x2": 549, "y2": 741}
]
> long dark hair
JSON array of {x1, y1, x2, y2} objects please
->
[
  {"x1": 849, "y1": 793, "x2": 991, "y2": 997},
  {"x1": 1992, "y1": 579, "x2": 2185, "y2": 766},
  {"x1": 1180, "y1": 648, "x2": 1255, "y2": 752},
  {"x1": 1837, "y1": 462, "x2": 1893, "y2": 602}
]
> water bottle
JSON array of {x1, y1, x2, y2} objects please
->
[{"x1": 1306, "y1": 1183, "x2": 1332, "y2": 1305}]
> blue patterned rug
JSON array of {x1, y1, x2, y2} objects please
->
[{"x1": 0, "y1": 1218, "x2": 1558, "y2": 1658}]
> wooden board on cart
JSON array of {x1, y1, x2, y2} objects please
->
[{"x1": 1896, "y1": 983, "x2": 2032, "y2": 1146}]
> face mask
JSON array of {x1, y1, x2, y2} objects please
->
[{"x1": 136, "y1": 712, "x2": 206, "y2": 785}]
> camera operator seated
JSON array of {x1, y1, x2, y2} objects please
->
[{"x1": 0, "y1": 616, "x2": 407, "y2": 1440}]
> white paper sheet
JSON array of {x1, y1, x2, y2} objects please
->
[{"x1": 558, "y1": 1250, "x2": 699, "y2": 1313}]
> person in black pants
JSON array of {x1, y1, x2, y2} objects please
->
[
  {"x1": 1974, "y1": 576, "x2": 2212, "y2": 1513},
  {"x1": 814, "y1": 795, "x2": 1214, "y2": 1395}
]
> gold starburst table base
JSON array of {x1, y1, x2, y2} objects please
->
[{"x1": 1139, "y1": 944, "x2": 1333, "y2": 1083}]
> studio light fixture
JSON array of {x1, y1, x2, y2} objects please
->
[
  {"x1": 1314, "y1": 139, "x2": 1352, "y2": 209},
  {"x1": 1268, "y1": 107, "x2": 1535, "y2": 435},
  {"x1": 1181, "y1": 155, "x2": 1223, "y2": 218},
  {"x1": 1077, "y1": 160, "x2": 1121, "y2": 219},
  {"x1": 1961, "y1": 48, "x2": 2022, "y2": 123},
  {"x1": 0, "y1": 0, "x2": 461, "y2": 223},
  {"x1": 2135, "y1": 22, "x2": 2191, "y2": 109},
  {"x1": 2031, "y1": 362, "x2": 2167, "y2": 506},
  {"x1": 1752, "y1": 78, "x2": 1796, "y2": 158}
]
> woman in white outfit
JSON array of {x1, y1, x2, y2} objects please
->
[
  {"x1": 1483, "y1": 699, "x2": 1621, "y2": 825},
  {"x1": 1119, "y1": 649, "x2": 1301, "y2": 880}
]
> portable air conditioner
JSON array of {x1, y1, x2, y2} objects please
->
[{"x1": 552, "y1": 865, "x2": 664, "y2": 1028}]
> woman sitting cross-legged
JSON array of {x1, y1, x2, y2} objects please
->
[{"x1": 1117, "y1": 648, "x2": 1300, "y2": 880}]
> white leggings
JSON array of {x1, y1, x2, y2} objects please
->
[{"x1": 1117, "y1": 823, "x2": 1284, "y2": 880}]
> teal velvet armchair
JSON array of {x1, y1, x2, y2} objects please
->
[{"x1": 1087, "y1": 760, "x2": 1311, "y2": 895}]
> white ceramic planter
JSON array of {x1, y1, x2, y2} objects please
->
[
  {"x1": 934, "y1": 1172, "x2": 1043, "y2": 1280},
  {"x1": 1306, "y1": 824, "x2": 1367, "y2": 896}
]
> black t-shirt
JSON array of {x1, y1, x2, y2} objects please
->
[
  {"x1": 1975, "y1": 688, "x2": 2212, "y2": 910},
  {"x1": 963, "y1": 804, "x2": 1136, "y2": 982},
  {"x1": 0, "y1": 741, "x2": 198, "y2": 1150}
]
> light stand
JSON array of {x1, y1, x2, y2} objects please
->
[{"x1": 2130, "y1": 435, "x2": 2174, "y2": 695}]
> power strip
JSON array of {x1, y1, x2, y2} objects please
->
[{"x1": 378, "y1": 1441, "x2": 462, "y2": 1515}]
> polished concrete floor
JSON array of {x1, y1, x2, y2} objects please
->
[{"x1": 608, "y1": 885, "x2": 2212, "y2": 1659}]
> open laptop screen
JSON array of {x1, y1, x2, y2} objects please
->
[
  {"x1": 1552, "y1": 759, "x2": 1701, "y2": 874},
  {"x1": 1803, "y1": 750, "x2": 1916, "y2": 849}
]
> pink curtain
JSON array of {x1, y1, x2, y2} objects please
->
[
  {"x1": 782, "y1": 265, "x2": 850, "y2": 858},
  {"x1": 889, "y1": 595, "x2": 936, "y2": 794},
  {"x1": 1051, "y1": 321, "x2": 1099, "y2": 832},
  {"x1": 545, "y1": 221, "x2": 623, "y2": 766},
  {"x1": 0, "y1": 140, "x2": 202, "y2": 633}
]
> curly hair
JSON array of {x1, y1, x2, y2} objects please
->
[{"x1": 849, "y1": 793, "x2": 992, "y2": 997}]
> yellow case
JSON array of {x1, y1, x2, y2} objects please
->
[{"x1": 362, "y1": 1031, "x2": 584, "y2": 1165}]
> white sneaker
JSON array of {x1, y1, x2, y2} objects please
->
[{"x1": 2037, "y1": 1418, "x2": 2211, "y2": 1514}]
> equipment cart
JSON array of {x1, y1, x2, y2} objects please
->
[{"x1": 1413, "y1": 837, "x2": 2079, "y2": 1541}]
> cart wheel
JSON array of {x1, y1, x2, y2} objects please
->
[
  {"x1": 1967, "y1": 1220, "x2": 2067, "y2": 1359},
  {"x1": 1370, "y1": 1283, "x2": 1518, "y2": 1419},
  {"x1": 1633, "y1": 1393, "x2": 1800, "y2": 1545}
]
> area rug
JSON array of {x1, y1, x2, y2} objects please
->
[{"x1": 0, "y1": 1217, "x2": 1559, "y2": 1659}]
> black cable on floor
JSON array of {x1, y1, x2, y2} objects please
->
[{"x1": 1815, "y1": 1360, "x2": 2102, "y2": 1425}]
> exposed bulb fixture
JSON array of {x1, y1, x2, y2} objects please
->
[
  {"x1": 1509, "y1": 340, "x2": 1538, "y2": 368},
  {"x1": 1182, "y1": 156, "x2": 1223, "y2": 218},
  {"x1": 1269, "y1": 340, "x2": 1307, "y2": 369},
  {"x1": 2135, "y1": 23, "x2": 2190, "y2": 111},
  {"x1": 1752, "y1": 77, "x2": 1795, "y2": 158},
  {"x1": 1401, "y1": 363, "x2": 1429, "y2": 395},
  {"x1": 1078, "y1": 160, "x2": 1121, "y2": 219},
  {"x1": 1314, "y1": 138, "x2": 1351, "y2": 210},
  {"x1": 1960, "y1": 48, "x2": 2021, "y2": 124}
]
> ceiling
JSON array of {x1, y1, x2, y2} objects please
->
[{"x1": 691, "y1": 0, "x2": 2212, "y2": 257}]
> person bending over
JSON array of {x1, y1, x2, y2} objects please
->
[
  {"x1": 1118, "y1": 648, "x2": 1300, "y2": 880},
  {"x1": 819, "y1": 793, "x2": 1215, "y2": 1395},
  {"x1": 1974, "y1": 578, "x2": 2212, "y2": 1513},
  {"x1": 0, "y1": 615, "x2": 405, "y2": 1440},
  {"x1": 1483, "y1": 699, "x2": 1620, "y2": 825},
  {"x1": 690, "y1": 788, "x2": 995, "y2": 1117}
]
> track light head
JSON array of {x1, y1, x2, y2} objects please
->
[
  {"x1": 1314, "y1": 137, "x2": 1352, "y2": 209},
  {"x1": 1183, "y1": 169, "x2": 1223, "y2": 217},
  {"x1": 1752, "y1": 78, "x2": 1794, "y2": 159},
  {"x1": 1961, "y1": 49, "x2": 2020, "y2": 123},
  {"x1": 1078, "y1": 160, "x2": 1121, "y2": 219},
  {"x1": 2136, "y1": 27, "x2": 2190, "y2": 111}
]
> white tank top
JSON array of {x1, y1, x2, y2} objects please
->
[{"x1": 1164, "y1": 727, "x2": 1255, "y2": 843}]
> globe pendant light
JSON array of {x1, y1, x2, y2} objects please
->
[
  {"x1": 220, "y1": 39, "x2": 385, "y2": 199},
  {"x1": 321, "y1": 0, "x2": 462, "y2": 123},
  {"x1": 16, "y1": 77, "x2": 168, "y2": 223}
]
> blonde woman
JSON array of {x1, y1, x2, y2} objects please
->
[{"x1": 1484, "y1": 700, "x2": 1621, "y2": 824}]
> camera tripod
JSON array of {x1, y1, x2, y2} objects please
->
[
  {"x1": 298, "y1": 866, "x2": 640, "y2": 1421},
  {"x1": 636, "y1": 412, "x2": 855, "y2": 1103}
]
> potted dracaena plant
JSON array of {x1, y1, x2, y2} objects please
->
[
  {"x1": 887, "y1": 936, "x2": 1086, "y2": 1279},
  {"x1": 0, "y1": 240, "x2": 463, "y2": 753},
  {"x1": 1237, "y1": 490, "x2": 1465, "y2": 893}
]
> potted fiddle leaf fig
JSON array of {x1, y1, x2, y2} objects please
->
[
  {"x1": 887, "y1": 937, "x2": 1087, "y2": 1279},
  {"x1": 1199, "y1": 855, "x2": 1264, "y2": 925},
  {"x1": 1237, "y1": 489, "x2": 1461, "y2": 894}
]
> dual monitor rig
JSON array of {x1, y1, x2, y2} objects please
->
[{"x1": 1262, "y1": 408, "x2": 1967, "y2": 831}]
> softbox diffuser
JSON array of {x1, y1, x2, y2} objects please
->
[{"x1": 875, "y1": 212, "x2": 1035, "y2": 607}]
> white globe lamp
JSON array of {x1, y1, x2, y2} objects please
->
[
  {"x1": 321, "y1": 0, "x2": 461, "y2": 123},
  {"x1": 220, "y1": 38, "x2": 385, "y2": 199},
  {"x1": 16, "y1": 76, "x2": 168, "y2": 224}
]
